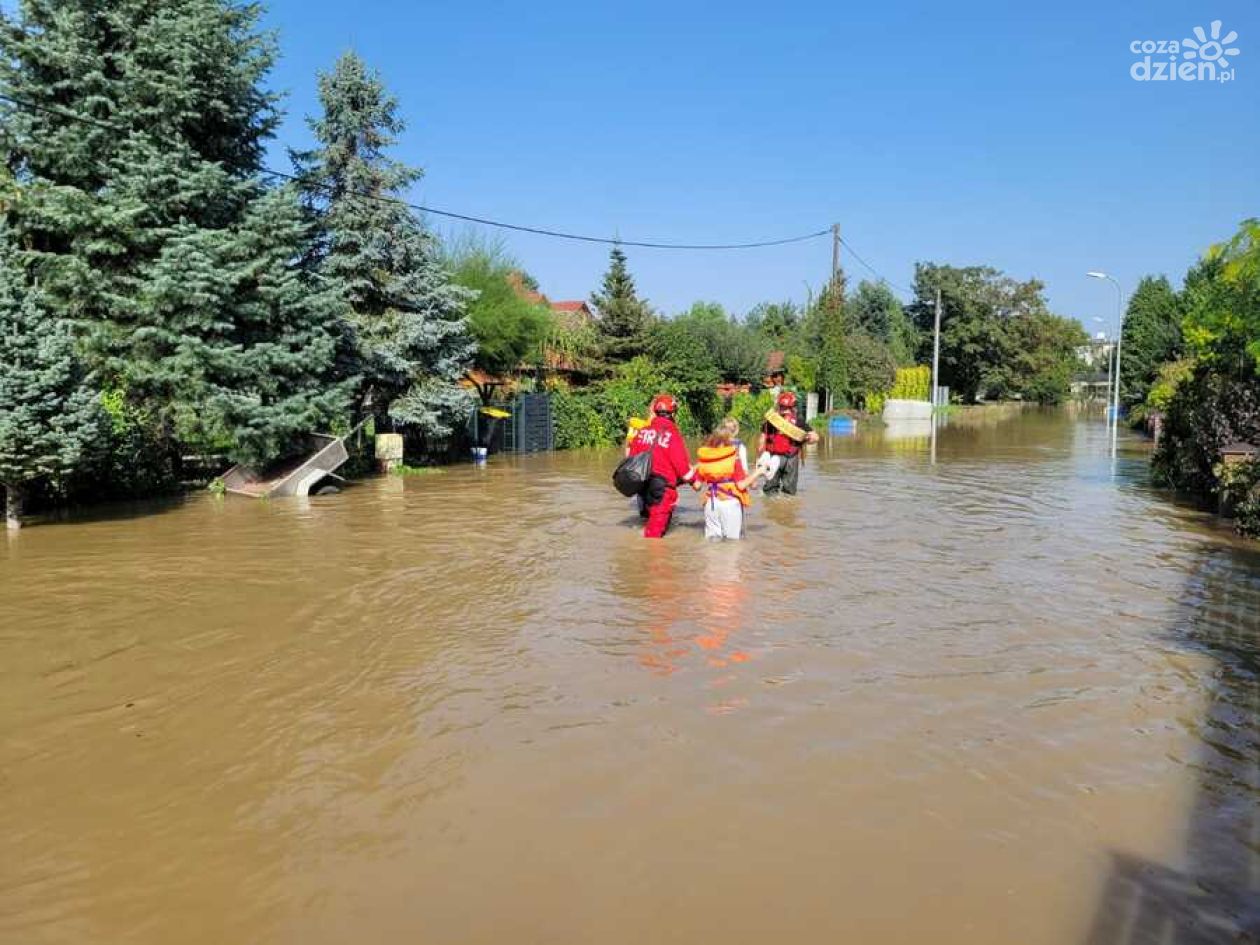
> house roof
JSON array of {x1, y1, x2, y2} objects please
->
[
  {"x1": 1221, "y1": 442, "x2": 1259, "y2": 456},
  {"x1": 766, "y1": 350, "x2": 786, "y2": 373},
  {"x1": 551, "y1": 300, "x2": 589, "y2": 313}
]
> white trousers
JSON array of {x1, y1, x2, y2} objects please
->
[{"x1": 704, "y1": 495, "x2": 745, "y2": 540}]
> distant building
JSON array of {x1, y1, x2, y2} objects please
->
[
  {"x1": 764, "y1": 350, "x2": 786, "y2": 389},
  {"x1": 548, "y1": 300, "x2": 594, "y2": 329},
  {"x1": 1077, "y1": 336, "x2": 1115, "y2": 369}
]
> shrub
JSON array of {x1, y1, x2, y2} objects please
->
[
  {"x1": 1152, "y1": 360, "x2": 1260, "y2": 498},
  {"x1": 1219, "y1": 459, "x2": 1260, "y2": 538},
  {"x1": 729, "y1": 389, "x2": 775, "y2": 437},
  {"x1": 889, "y1": 365, "x2": 932, "y2": 401},
  {"x1": 553, "y1": 388, "x2": 613, "y2": 449}
]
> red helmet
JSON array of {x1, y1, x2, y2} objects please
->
[
  {"x1": 650, "y1": 393, "x2": 678, "y2": 416},
  {"x1": 776, "y1": 390, "x2": 798, "y2": 409}
]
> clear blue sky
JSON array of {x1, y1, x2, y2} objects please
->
[{"x1": 260, "y1": 0, "x2": 1258, "y2": 331}]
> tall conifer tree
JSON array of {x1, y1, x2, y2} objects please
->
[
  {"x1": 294, "y1": 51, "x2": 474, "y2": 440},
  {"x1": 0, "y1": 0, "x2": 348, "y2": 466},
  {"x1": 0, "y1": 233, "x2": 104, "y2": 528},
  {"x1": 591, "y1": 245, "x2": 653, "y2": 365}
]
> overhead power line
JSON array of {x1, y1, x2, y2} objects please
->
[
  {"x1": 839, "y1": 235, "x2": 913, "y2": 296},
  {"x1": 0, "y1": 91, "x2": 830, "y2": 251}
]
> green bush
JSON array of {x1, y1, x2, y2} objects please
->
[
  {"x1": 1220, "y1": 459, "x2": 1260, "y2": 537},
  {"x1": 728, "y1": 389, "x2": 775, "y2": 437},
  {"x1": 551, "y1": 356, "x2": 714, "y2": 449},
  {"x1": 1152, "y1": 360, "x2": 1260, "y2": 498},
  {"x1": 889, "y1": 365, "x2": 932, "y2": 401},
  {"x1": 552, "y1": 388, "x2": 612, "y2": 448}
]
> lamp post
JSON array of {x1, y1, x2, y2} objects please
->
[
  {"x1": 1091, "y1": 317, "x2": 1114, "y2": 419},
  {"x1": 1087, "y1": 272, "x2": 1124, "y2": 457}
]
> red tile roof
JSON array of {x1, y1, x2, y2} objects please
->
[
  {"x1": 766, "y1": 350, "x2": 786, "y2": 373},
  {"x1": 551, "y1": 300, "x2": 589, "y2": 313}
]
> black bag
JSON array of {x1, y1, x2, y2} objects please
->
[{"x1": 612, "y1": 449, "x2": 654, "y2": 497}]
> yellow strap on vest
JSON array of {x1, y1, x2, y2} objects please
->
[{"x1": 764, "y1": 409, "x2": 807, "y2": 441}]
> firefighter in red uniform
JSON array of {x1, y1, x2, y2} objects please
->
[
  {"x1": 758, "y1": 390, "x2": 819, "y2": 496},
  {"x1": 628, "y1": 393, "x2": 695, "y2": 538}
]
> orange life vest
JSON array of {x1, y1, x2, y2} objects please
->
[{"x1": 694, "y1": 445, "x2": 750, "y2": 506}]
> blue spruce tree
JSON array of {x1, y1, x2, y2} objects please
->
[
  {"x1": 0, "y1": 0, "x2": 350, "y2": 469},
  {"x1": 0, "y1": 234, "x2": 104, "y2": 529},
  {"x1": 294, "y1": 51, "x2": 475, "y2": 444}
]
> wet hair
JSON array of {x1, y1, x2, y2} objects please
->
[{"x1": 717, "y1": 417, "x2": 740, "y2": 438}]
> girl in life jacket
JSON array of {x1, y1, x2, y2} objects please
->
[{"x1": 690, "y1": 421, "x2": 765, "y2": 541}]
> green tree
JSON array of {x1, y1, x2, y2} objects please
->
[
  {"x1": 1152, "y1": 222, "x2": 1260, "y2": 515},
  {"x1": 847, "y1": 280, "x2": 897, "y2": 340},
  {"x1": 447, "y1": 245, "x2": 550, "y2": 399},
  {"x1": 1184, "y1": 218, "x2": 1260, "y2": 372},
  {"x1": 1119, "y1": 275, "x2": 1183, "y2": 409},
  {"x1": 0, "y1": 245, "x2": 104, "y2": 528},
  {"x1": 294, "y1": 51, "x2": 474, "y2": 438},
  {"x1": 591, "y1": 245, "x2": 653, "y2": 364},
  {"x1": 0, "y1": 0, "x2": 348, "y2": 466},
  {"x1": 650, "y1": 314, "x2": 720, "y2": 393},
  {"x1": 812, "y1": 279, "x2": 850, "y2": 406},
  {"x1": 908, "y1": 264, "x2": 1048, "y2": 403},
  {"x1": 745, "y1": 300, "x2": 800, "y2": 346},
  {"x1": 844, "y1": 332, "x2": 897, "y2": 407},
  {"x1": 848, "y1": 279, "x2": 917, "y2": 367},
  {"x1": 1006, "y1": 312, "x2": 1088, "y2": 405}
]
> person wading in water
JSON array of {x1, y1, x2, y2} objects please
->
[
  {"x1": 627, "y1": 393, "x2": 695, "y2": 538},
  {"x1": 757, "y1": 390, "x2": 819, "y2": 496},
  {"x1": 691, "y1": 422, "x2": 763, "y2": 540}
]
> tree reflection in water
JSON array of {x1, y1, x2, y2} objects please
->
[{"x1": 1085, "y1": 550, "x2": 1260, "y2": 944}]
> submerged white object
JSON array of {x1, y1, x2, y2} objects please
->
[{"x1": 882, "y1": 398, "x2": 933, "y2": 421}]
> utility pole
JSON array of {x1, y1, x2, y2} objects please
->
[
  {"x1": 931, "y1": 287, "x2": 942, "y2": 408},
  {"x1": 831, "y1": 223, "x2": 840, "y2": 287}
]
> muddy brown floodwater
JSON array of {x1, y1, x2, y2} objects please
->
[{"x1": 2, "y1": 408, "x2": 1258, "y2": 944}]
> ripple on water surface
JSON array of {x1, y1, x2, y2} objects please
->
[{"x1": 1, "y1": 409, "x2": 1258, "y2": 945}]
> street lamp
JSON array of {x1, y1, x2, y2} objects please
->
[{"x1": 1087, "y1": 271, "x2": 1124, "y2": 456}]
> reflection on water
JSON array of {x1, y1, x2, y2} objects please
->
[
  {"x1": 1, "y1": 408, "x2": 1257, "y2": 944},
  {"x1": 1085, "y1": 551, "x2": 1260, "y2": 943}
]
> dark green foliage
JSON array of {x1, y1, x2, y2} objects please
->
[
  {"x1": 1119, "y1": 275, "x2": 1183, "y2": 409},
  {"x1": 847, "y1": 281, "x2": 896, "y2": 340},
  {"x1": 847, "y1": 281, "x2": 919, "y2": 367},
  {"x1": 591, "y1": 245, "x2": 653, "y2": 364},
  {"x1": 843, "y1": 332, "x2": 897, "y2": 408},
  {"x1": 653, "y1": 302, "x2": 768, "y2": 387},
  {"x1": 1, "y1": 0, "x2": 349, "y2": 469},
  {"x1": 1220, "y1": 460, "x2": 1260, "y2": 538},
  {"x1": 144, "y1": 186, "x2": 351, "y2": 466},
  {"x1": 1153, "y1": 361, "x2": 1260, "y2": 499},
  {"x1": 813, "y1": 280, "x2": 850, "y2": 406},
  {"x1": 745, "y1": 300, "x2": 800, "y2": 346},
  {"x1": 551, "y1": 387, "x2": 608, "y2": 449},
  {"x1": 978, "y1": 311, "x2": 1088, "y2": 406},
  {"x1": 1152, "y1": 220, "x2": 1260, "y2": 527},
  {"x1": 550, "y1": 357, "x2": 716, "y2": 449},
  {"x1": 649, "y1": 312, "x2": 721, "y2": 430},
  {"x1": 0, "y1": 242, "x2": 104, "y2": 525},
  {"x1": 294, "y1": 52, "x2": 473, "y2": 439},
  {"x1": 908, "y1": 263, "x2": 1068, "y2": 404}
]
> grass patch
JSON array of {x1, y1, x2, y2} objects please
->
[{"x1": 392, "y1": 464, "x2": 446, "y2": 477}]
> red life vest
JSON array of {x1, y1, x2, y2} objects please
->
[{"x1": 765, "y1": 410, "x2": 802, "y2": 456}]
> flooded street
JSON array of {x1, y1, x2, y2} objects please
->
[{"x1": 2, "y1": 408, "x2": 1258, "y2": 944}]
